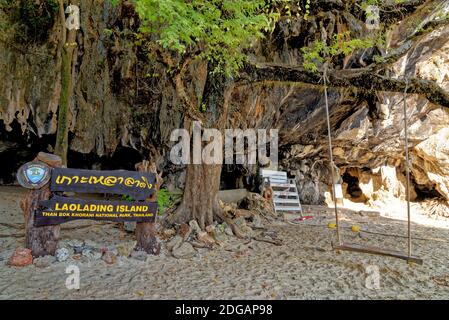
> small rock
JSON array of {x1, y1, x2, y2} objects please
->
[
  {"x1": 172, "y1": 242, "x2": 196, "y2": 259},
  {"x1": 33, "y1": 255, "x2": 55, "y2": 268},
  {"x1": 233, "y1": 217, "x2": 253, "y2": 237},
  {"x1": 189, "y1": 220, "x2": 202, "y2": 235},
  {"x1": 178, "y1": 223, "x2": 191, "y2": 240},
  {"x1": 57, "y1": 240, "x2": 72, "y2": 250},
  {"x1": 131, "y1": 250, "x2": 148, "y2": 262},
  {"x1": 116, "y1": 241, "x2": 136, "y2": 257},
  {"x1": 73, "y1": 246, "x2": 84, "y2": 254},
  {"x1": 234, "y1": 216, "x2": 247, "y2": 229},
  {"x1": 251, "y1": 215, "x2": 264, "y2": 229},
  {"x1": 223, "y1": 223, "x2": 233, "y2": 236},
  {"x1": 205, "y1": 225, "x2": 215, "y2": 233},
  {"x1": 83, "y1": 240, "x2": 100, "y2": 249},
  {"x1": 102, "y1": 251, "x2": 117, "y2": 264},
  {"x1": 82, "y1": 249, "x2": 102, "y2": 260},
  {"x1": 55, "y1": 248, "x2": 70, "y2": 262},
  {"x1": 211, "y1": 224, "x2": 229, "y2": 242},
  {"x1": 166, "y1": 235, "x2": 183, "y2": 251},
  {"x1": 67, "y1": 239, "x2": 83, "y2": 248},
  {"x1": 197, "y1": 231, "x2": 216, "y2": 246},
  {"x1": 8, "y1": 247, "x2": 33, "y2": 267},
  {"x1": 124, "y1": 221, "x2": 137, "y2": 232},
  {"x1": 162, "y1": 228, "x2": 176, "y2": 238}
]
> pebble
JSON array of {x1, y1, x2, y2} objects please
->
[
  {"x1": 251, "y1": 215, "x2": 264, "y2": 229},
  {"x1": 189, "y1": 220, "x2": 202, "y2": 235},
  {"x1": 83, "y1": 240, "x2": 100, "y2": 249},
  {"x1": 55, "y1": 248, "x2": 70, "y2": 262},
  {"x1": 102, "y1": 251, "x2": 117, "y2": 265},
  {"x1": 8, "y1": 247, "x2": 33, "y2": 267},
  {"x1": 82, "y1": 249, "x2": 102, "y2": 260},
  {"x1": 67, "y1": 239, "x2": 83, "y2": 248},
  {"x1": 178, "y1": 223, "x2": 191, "y2": 240},
  {"x1": 162, "y1": 228, "x2": 176, "y2": 238},
  {"x1": 73, "y1": 246, "x2": 84, "y2": 254},
  {"x1": 166, "y1": 235, "x2": 183, "y2": 251},
  {"x1": 223, "y1": 223, "x2": 234, "y2": 236},
  {"x1": 172, "y1": 242, "x2": 196, "y2": 259}
]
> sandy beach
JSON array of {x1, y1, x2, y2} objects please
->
[{"x1": 1, "y1": 186, "x2": 449, "y2": 300}]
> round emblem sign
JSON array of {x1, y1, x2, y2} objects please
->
[{"x1": 17, "y1": 161, "x2": 51, "y2": 189}]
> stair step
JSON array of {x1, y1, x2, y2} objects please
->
[
  {"x1": 274, "y1": 198, "x2": 300, "y2": 204},
  {"x1": 270, "y1": 183, "x2": 297, "y2": 188},
  {"x1": 274, "y1": 206, "x2": 302, "y2": 212},
  {"x1": 273, "y1": 191, "x2": 298, "y2": 197}
]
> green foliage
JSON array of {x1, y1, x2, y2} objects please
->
[
  {"x1": 157, "y1": 188, "x2": 178, "y2": 215},
  {"x1": 301, "y1": 31, "x2": 378, "y2": 72},
  {"x1": 121, "y1": 189, "x2": 176, "y2": 216},
  {"x1": 121, "y1": 194, "x2": 135, "y2": 202},
  {"x1": 133, "y1": 0, "x2": 281, "y2": 76}
]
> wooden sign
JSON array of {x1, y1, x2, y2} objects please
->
[
  {"x1": 50, "y1": 168, "x2": 156, "y2": 201},
  {"x1": 17, "y1": 161, "x2": 51, "y2": 189},
  {"x1": 34, "y1": 196, "x2": 157, "y2": 227},
  {"x1": 17, "y1": 152, "x2": 161, "y2": 256}
]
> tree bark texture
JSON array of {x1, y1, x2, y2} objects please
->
[
  {"x1": 135, "y1": 160, "x2": 161, "y2": 254},
  {"x1": 20, "y1": 152, "x2": 62, "y2": 257}
]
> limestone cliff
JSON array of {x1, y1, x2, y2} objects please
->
[{"x1": 1, "y1": 0, "x2": 449, "y2": 211}]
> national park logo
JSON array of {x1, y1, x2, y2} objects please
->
[{"x1": 17, "y1": 161, "x2": 51, "y2": 189}]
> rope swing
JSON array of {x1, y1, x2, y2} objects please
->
[{"x1": 323, "y1": 66, "x2": 423, "y2": 264}]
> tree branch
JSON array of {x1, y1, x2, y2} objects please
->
[{"x1": 242, "y1": 63, "x2": 449, "y2": 108}]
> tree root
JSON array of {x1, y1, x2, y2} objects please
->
[{"x1": 214, "y1": 210, "x2": 248, "y2": 239}]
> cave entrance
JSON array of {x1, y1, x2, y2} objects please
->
[
  {"x1": 220, "y1": 164, "x2": 261, "y2": 193},
  {"x1": 342, "y1": 169, "x2": 367, "y2": 203},
  {"x1": 0, "y1": 119, "x2": 55, "y2": 185}
]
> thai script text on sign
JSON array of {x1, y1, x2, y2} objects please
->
[{"x1": 50, "y1": 168, "x2": 156, "y2": 201}]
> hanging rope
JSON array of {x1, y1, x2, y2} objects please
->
[
  {"x1": 323, "y1": 63, "x2": 342, "y2": 245},
  {"x1": 402, "y1": 77, "x2": 412, "y2": 258}
]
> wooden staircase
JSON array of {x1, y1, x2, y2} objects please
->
[{"x1": 261, "y1": 169, "x2": 303, "y2": 217}]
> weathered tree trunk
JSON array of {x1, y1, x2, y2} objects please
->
[
  {"x1": 172, "y1": 72, "x2": 233, "y2": 229},
  {"x1": 175, "y1": 163, "x2": 222, "y2": 229},
  {"x1": 135, "y1": 161, "x2": 161, "y2": 254},
  {"x1": 20, "y1": 153, "x2": 62, "y2": 257}
]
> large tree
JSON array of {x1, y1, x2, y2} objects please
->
[{"x1": 126, "y1": 0, "x2": 449, "y2": 230}]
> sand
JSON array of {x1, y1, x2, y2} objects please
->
[{"x1": 1, "y1": 186, "x2": 449, "y2": 299}]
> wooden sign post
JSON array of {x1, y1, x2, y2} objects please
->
[
  {"x1": 20, "y1": 152, "x2": 62, "y2": 257},
  {"x1": 18, "y1": 153, "x2": 160, "y2": 257},
  {"x1": 135, "y1": 161, "x2": 162, "y2": 254}
]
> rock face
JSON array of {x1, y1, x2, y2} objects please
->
[
  {"x1": 274, "y1": 11, "x2": 449, "y2": 205},
  {"x1": 0, "y1": 0, "x2": 184, "y2": 182},
  {"x1": 1, "y1": 1, "x2": 449, "y2": 209},
  {"x1": 413, "y1": 128, "x2": 449, "y2": 200}
]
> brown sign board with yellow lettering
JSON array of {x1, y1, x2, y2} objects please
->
[
  {"x1": 35, "y1": 196, "x2": 157, "y2": 227},
  {"x1": 50, "y1": 168, "x2": 156, "y2": 201}
]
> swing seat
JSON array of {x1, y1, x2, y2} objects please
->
[{"x1": 332, "y1": 242, "x2": 423, "y2": 265}]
